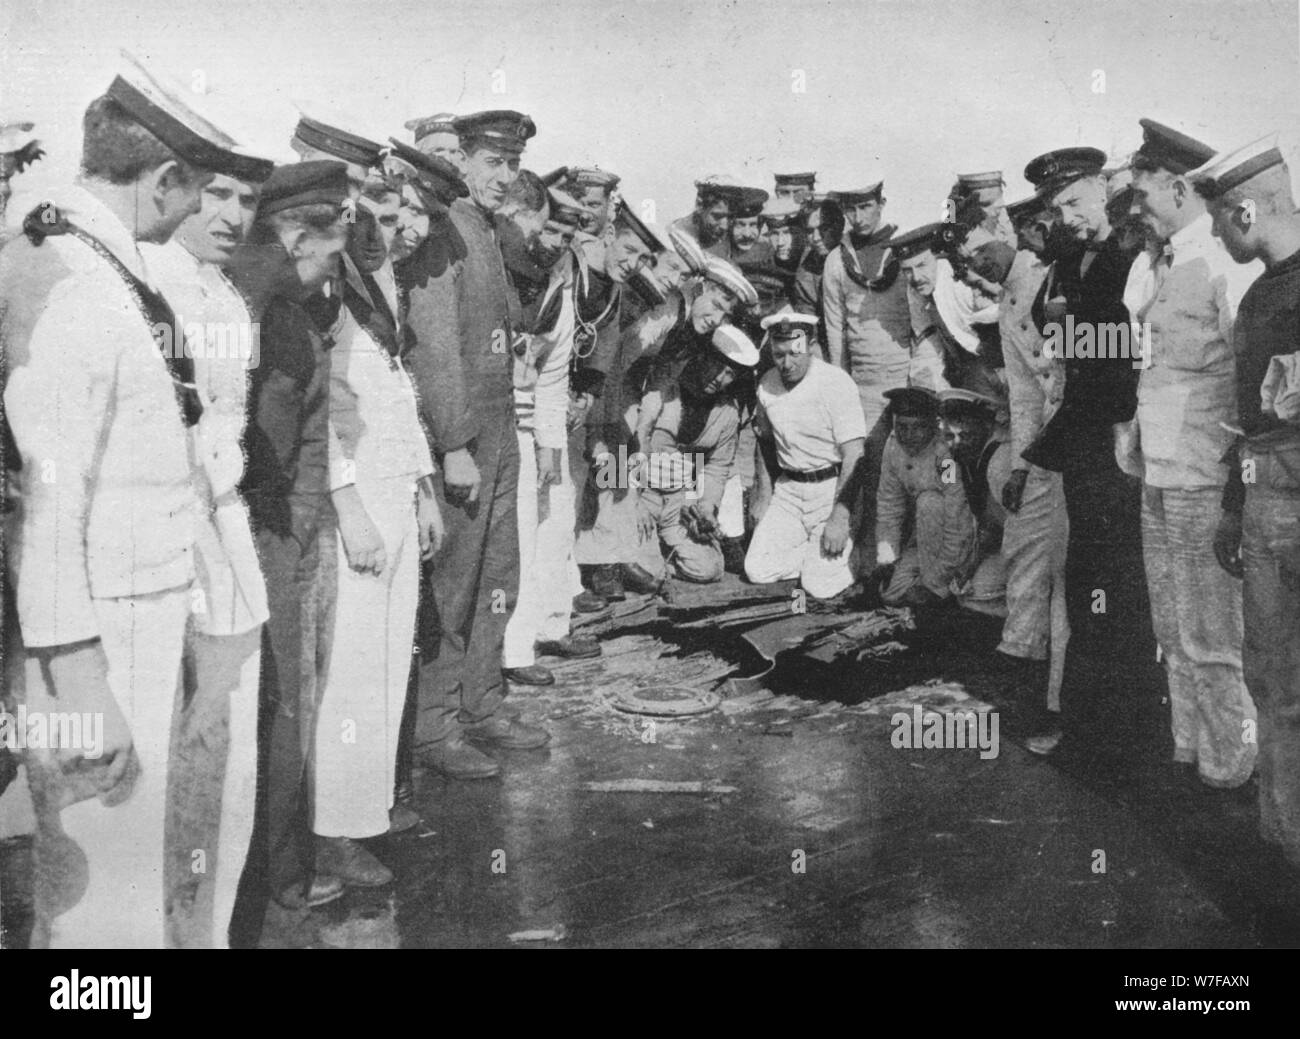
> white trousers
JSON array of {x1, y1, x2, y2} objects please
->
[
  {"x1": 745, "y1": 476, "x2": 854, "y2": 599},
  {"x1": 312, "y1": 477, "x2": 419, "y2": 838},
  {"x1": 998, "y1": 467, "x2": 1070, "y2": 709},
  {"x1": 1143, "y1": 484, "x2": 1257, "y2": 787},
  {"x1": 504, "y1": 430, "x2": 578, "y2": 667},
  {"x1": 718, "y1": 473, "x2": 745, "y2": 539},
  {"x1": 29, "y1": 586, "x2": 190, "y2": 949},
  {"x1": 170, "y1": 625, "x2": 260, "y2": 949}
]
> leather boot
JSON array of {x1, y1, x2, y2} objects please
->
[
  {"x1": 589, "y1": 564, "x2": 626, "y2": 601},
  {"x1": 619, "y1": 562, "x2": 663, "y2": 595},
  {"x1": 420, "y1": 735, "x2": 502, "y2": 779}
]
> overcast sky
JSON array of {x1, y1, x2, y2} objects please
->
[{"x1": 3, "y1": 0, "x2": 1298, "y2": 231}]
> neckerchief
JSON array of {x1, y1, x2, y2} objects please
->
[
  {"x1": 23, "y1": 203, "x2": 202, "y2": 426},
  {"x1": 342, "y1": 277, "x2": 400, "y2": 367},
  {"x1": 839, "y1": 223, "x2": 899, "y2": 291}
]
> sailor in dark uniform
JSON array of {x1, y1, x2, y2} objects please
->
[{"x1": 1020, "y1": 146, "x2": 1167, "y2": 764}]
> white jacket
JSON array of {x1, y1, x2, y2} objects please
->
[
  {"x1": 141, "y1": 239, "x2": 268, "y2": 637},
  {"x1": 1, "y1": 185, "x2": 197, "y2": 647}
]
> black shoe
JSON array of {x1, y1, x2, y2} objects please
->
[
  {"x1": 315, "y1": 836, "x2": 393, "y2": 888},
  {"x1": 572, "y1": 589, "x2": 608, "y2": 613},
  {"x1": 504, "y1": 664, "x2": 555, "y2": 686},
  {"x1": 619, "y1": 562, "x2": 663, "y2": 596},
  {"x1": 536, "y1": 635, "x2": 602, "y2": 659},
  {"x1": 589, "y1": 564, "x2": 626, "y2": 601},
  {"x1": 272, "y1": 872, "x2": 348, "y2": 911},
  {"x1": 463, "y1": 716, "x2": 552, "y2": 750}
]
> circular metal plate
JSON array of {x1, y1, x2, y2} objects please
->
[{"x1": 609, "y1": 684, "x2": 722, "y2": 717}]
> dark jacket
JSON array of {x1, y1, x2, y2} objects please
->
[
  {"x1": 403, "y1": 198, "x2": 517, "y2": 455},
  {"x1": 239, "y1": 295, "x2": 334, "y2": 546},
  {"x1": 1025, "y1": 233, "x2": 1140, "y2": 472}
]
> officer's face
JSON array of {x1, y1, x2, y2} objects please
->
[
  {"x1": 775, "y1": 185, "x2": 797, "y2": 202},
  {"x1": 731, "y1": 215, "x2": 760, "y2": 251},
  {"x1": 575, "y1": 185, "x2": 610, "y2": 234},
  {"x1": 419, "y1": 132, "x2": 465, "y2": 174},
  {"x1": 894, "y1": 413, "x2": 937, "y2": 456},
  {"x1": 463, "y1": 143, "x2": 521, "y2": 212},
  {"x1": 698, "y1": 200, "x2": 731, "y2": 245},
  {"x1": 767, "y1": 224, "x2": 795, "y2": 262},
  {"x1": 770, "y1": 334, "x2": 812, "y2": 386},
  {"x1": 900, "y1": 252, "x2": 937, "y2": 298},
  {"x1": 174, "y1": 174, "x2": 259, "y2": 265},
  {"x1": 690, "y1": 281, "x2": 735, "y2": 334},
  {"x1": 845, "y1": 198, "x2": 883, "y2": 236},
  {"x1": 605, "y1": 229, "x2": 653, "y2": 283},
  {"x1": 361, "y1": 189, "x2": 402, "y2": 260},
  {"x1": 393, "y1": 184, "x2": 431, "y2": 262},
  {"x1": 1051, "y1": 176, "x2": 1107, "y2": 240},
  {"x1": 1131, "y1": 167, "x2": 1185, "y2": 239}
]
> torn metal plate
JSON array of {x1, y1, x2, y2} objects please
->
[{"x1": 608, "y1": 684, "x2": 722, "y2": 717}]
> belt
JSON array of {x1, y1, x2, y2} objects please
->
[{"x1": 780, "y1": 465, "x2": 840, "y2": 484}]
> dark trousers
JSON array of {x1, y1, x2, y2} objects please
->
[
  {"x1": 1058, "y1": 456, "x2": 1168, "y2": 760},
  {"x1": 249, "y1": 520, "x2": 335, "y2": 895},
  {"x1": 1242, "y1": 474, "x2": 1300, "y2": 865},
  {"x1": 416, "y1": 404, "x2": 521, "y2": 748}
]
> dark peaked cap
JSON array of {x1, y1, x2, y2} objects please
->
[
  {"x1": 387, "y1": 138, "x2": 468, "y2": 204},
  {"x1": 294, "y1": 114, "x2": 384, "y2": 167},
  {"x1": 405, "y1": 112, "x2": 457, "y2": 142},
  {"x1": 886, "y1": 222, "x2": 946, "y2": 260},
  {"x1": 256, "y1": 160, "x2": 350, "y2": 217},
  {"x1": 1133, "y1": 118, "x2": 1216, "y2": 175},
  {"x1": 1024, "y1": 147, "x2": 1107, "y2": 194},
  {"x1": 613, "y1": 197, "x2": 664, "y2": 253},
  {"x1": 453, "y1": 110, "x2": 536, "y2": 153},
  {"x1": 884, "y1": 385, "x2": 940, "y2": 417}
]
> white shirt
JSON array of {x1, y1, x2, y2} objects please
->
[
  {"x1": 999, "y1": 250, "x2": 1063, "y2": 466},
  {"x1": 934, "y1": 259, "x2": 999, "y2": 354},
  {"x1": 1123, "y1": 212, "x2": 1262, "y2": 488},
  {"x1": 757, "y1": 356, "x2": 868, "y2": 472},
  {"x1": 1, "y1": 184, "x2": 197, "y2": 647},
  {"x1": 142, "y1": 239, "x2": 268, "y2": 636},
  {"x1": 327, "y1": 303, "x2": 434, "y2": 492},
  {"x1": 513, "y1": 254, "x2": 575, "y2": 449}
]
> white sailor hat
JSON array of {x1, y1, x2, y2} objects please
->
[
  {"x1": 939, "y1": 387, "x2": 1004, "y2": 413},
  {"x1": 1189, "y1": 133, "x2": 1286, "y2": 200},
  {"x1": 760, "y1": 197, "x2": 802, "y2": 227},
  {"x1": 701, "y1": 255, "x2": 758, "y2": 307},
  {"x1": 711, "y1": 324, "x2": 760, "y2": 367},
  {"x1": 760, "y1": 309, "x2": 819, "y2": 336},
  {"x1": 668, "y1": 225, "x2": 710, "y2": 274},
  {"x1": 107, "y1": 51, "x2": 273, "y2": 181}
]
